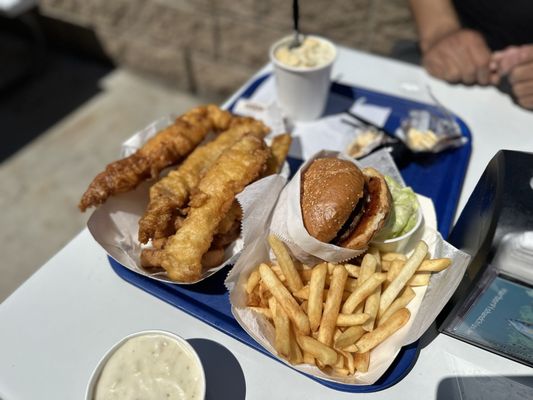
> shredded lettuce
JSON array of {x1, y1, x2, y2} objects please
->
[{"x1": 380, "y1": 175, "x2": 419, "y2": 239}]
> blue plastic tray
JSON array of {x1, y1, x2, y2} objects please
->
[{"x1": 108, "y1": 74, "x2": 472, "y2": 392}]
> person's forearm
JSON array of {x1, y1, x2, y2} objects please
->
[{"x1": 409, "y1": 0, "x2": 461, "y2": 51}]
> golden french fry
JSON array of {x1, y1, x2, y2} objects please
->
[
  {"x1": 300, "y1": 300, "x2": 308, "y2": 313},
  {"x1": 333, "y1": 367, "x2": 350, "y2": 376},
  {"x1": 269, "y1": 297, "x2": 291, "y2": 357},
  {"x1": 418, "y1": 258, "x2": 452, "y2": 272},
  {"x1": 333, "y1": 350, "x2": 345, "y2": 369},
  {"x1": 303, "y1": 351, "x2": 315, "y2": 365},
  {"x1": 381, "y1": 260, "x2": 391, "y2": 272},
  {"x1": 294, "y1": 286, "x2": 351, "y2": 301},
  {"x1": 385, "y1": 258, "x2": 452, "y2": 274},
  {"x1": 247, "y1": 288, "x2": 261, "y2": 307},
  {"x1": 344, "y1": 278, "x2": 359, "y2": 292},
  {"x1": 258, "y1": 281, "x2": 271, "y2": 308},
  {"x1": 265, "y1": 133, "x2": 292, "y2": 175},
  {"x1": 288, "y1": 324, "x2": 303, "y2": 364},
  {"x1": 356, "y1": 308, "x2": 411, "y2": 353},
  {"x1": 293, "y1": 285, "x2": 310, "y2": 300},
  {"x1": 354, "y1": 254, "x2": 377, "y2": 314},
  {"x1": 268, "y1": 234, "x2": 303, "y2": 293},
  {"x1": 343, "y1": 344, "x2": 358, "y2": 352},
  {"x1": 246, "y1": 269, "x2": 261, "y2": 294},
  {"x1": 408, "y1": 272, "x2": 431, "y2": 286},
  {"x1": 308, "y1": 262, "x2": 328, "y2": 332},
  {"x1": 327, "y1": 263, "x2": 336, "y2": 274},
  {"x1": 336, "y1": 313, "x2": 370, "y2": 327},
  {"x1": 339, "y1": 350, "x2": 355, "y2": 375},
  {"x1": 248, "y1": 306, "x2": 272, "y2": 320},
  {"x1": 341, "y1": 273, "x2": 387, "y2": 314},
  {"x1": 269, "y1": 264, "x2": 286, "y2": 282},
  {"x1": 344, "y1": 264, "x2": 360, "y2": 278},
  {"x1": 301, "y1": 269, "x2": 357, "y2": 290},
  {"x1": 382, "y1": 252, "x2": 408, "y2": 262},
  {"x1": 386, "y1": 259, "x2": 404, "y2": 282},
  {"x1": 379, "y1": 241, "x2": 428, "y2": 317},
  {"x1": 295, "y1": 286, "x2": 316, "y2": 301},
  {"x1": 299, "y1": 268, "x2": 313, "y2": 283},
  {"x1": 298, "y1": 336, "x2": 338, "y2": 366},
  {"x1": 259, "y1": 263, "x2": 310, "y2": 335},
  {"x1": 318, "y1": 265, "x2": 348, "y2": 346},
  {"x1": 354, "y1": 352, "x2": 370, "y2": 372},
  {"x1": 379, "y1": 287, "x2": 416, "y2": 325},
  {"x1": 334, "y1": 325, "x2": 365, "y2": 350},
  {"x1": 363, "y1": 258, "x2": 382, "y2": 332}
]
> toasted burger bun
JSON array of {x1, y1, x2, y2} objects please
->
[
  {"x1": 301, "y1": 158, "x2": 391, "y2": 250},
  {"x1": 338, "y1": 167, "x2": 391, "y2": 250}
]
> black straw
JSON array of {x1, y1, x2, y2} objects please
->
[{"x1": 293, "y1": 0, "x2": 299, "y2": 33}]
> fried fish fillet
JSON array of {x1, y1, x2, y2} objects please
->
[
  {"x1": 264, "y1": 133, "x2": 292, "y2": 176},
  {"x1": 139, "y1": 200, "x2": 241, "y2": 268},
  {"x1": 137, "y1": 117, "x2": 269, "y2": 243},
  {"x1": 161, "y1": 135, "x2": 269, "y2": 282},
  {"x1": 78, "y1": 105, "x2": 232, "y2": 211}
]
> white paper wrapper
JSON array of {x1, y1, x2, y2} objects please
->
[
  {"x1": 87, "y1": 116, "x2": 289, "y2": 284},
  {"x1": 233, "y1": 99, "x2": 286, "y2": 136},
  {"x1": 226, "y1": 149, "x2": 471, "y2": 385}
]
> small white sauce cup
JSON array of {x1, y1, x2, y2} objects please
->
[
  {"x1": 86, "y1": 330, "x2": 206, "y2": 400},
  {"x1": 371, "y1": 208, "x2": 424, "y2": 254},
  {"x1": 270, "y1": 35, "x2": 337, "y2": 121}
]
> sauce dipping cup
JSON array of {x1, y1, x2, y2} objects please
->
[
  {"x1": 270, "y1": 35, "x2": 337, "y2": 121},
  {"x1": 86, "y1": 330, "x2": 206, "y2": 400},
  {"x1": 371, "y1": 208, "x2": 424, "y2": 254}
]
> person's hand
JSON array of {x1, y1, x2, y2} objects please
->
[
  {"x1": 422, "y1": 29, "x2": 492, "y2": 85},
  {"x1": 490, "y1": 45, "x2": 533, "y2": 109}
]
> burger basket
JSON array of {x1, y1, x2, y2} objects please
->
[{"x1": 226, "y1": 149, "x2": 471, "y2": 386}]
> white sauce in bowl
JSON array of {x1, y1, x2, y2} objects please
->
[{"x1": 94, "y1": 334, "x2": 203, "y2": 400}]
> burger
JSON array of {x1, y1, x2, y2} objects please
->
[{"x1": 300, "y1": 158, "x2": 391, "y2": 250}]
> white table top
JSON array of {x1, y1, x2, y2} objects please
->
[{"x1": 2, "y1": 47, "x2": 532, "y2": 399}]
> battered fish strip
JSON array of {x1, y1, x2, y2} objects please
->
[
  {"x1": 139, "y1": 201, "x2": 241, "y2": 268},
  {"x1": 264, "y1": 133, "x2": 292, "y2": 176},
  {"x1": 138, "y1": 117, "x2": 269, "y2": 243},
  {"x1": 78, "y1": 105, "x2": 232, "y2": 211},
  {"x1": 161, "y1": 135, "x2": 269, "y2": 282}
]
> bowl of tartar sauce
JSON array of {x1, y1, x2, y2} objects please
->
[
  {"x1": 270, "y1": 35, "x2": 337, "y2": 121},
  {"x1": 86, "y1": 330, "x2": 205, "y2": 400}
]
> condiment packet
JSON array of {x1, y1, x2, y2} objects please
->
[
  {"x1": 396, "y1": 109, "x2": 465, "y2": 153},
  {"x1": 87, "y1": 116, "x2": 288, "y2": 284},
  {"x1": 226, "y1": 148, "x2": 471, "y2": 385},
  {"x1": 345, "y1": 128, "x2": 386, "y2": 159}
]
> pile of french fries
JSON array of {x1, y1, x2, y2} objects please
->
[{"x1": 245, "y1": 235, "x2": 452, "y2": 376}]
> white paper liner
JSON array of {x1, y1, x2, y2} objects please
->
[
  {"x1": 87, "y1": 115, "x2": 289, "y2": 285},
  {"x1": 226, "y1": 149, "x2": 471, "y2": 385}
]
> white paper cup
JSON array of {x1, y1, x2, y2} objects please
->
[{"x1": 270, "y1": 35, "x2": 337, "y2": 121}]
